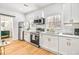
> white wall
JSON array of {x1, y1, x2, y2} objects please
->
[{"x1": 0, "y1": 8, "x2": 25, "y2": 40}]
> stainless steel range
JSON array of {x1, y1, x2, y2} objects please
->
[
  {"x1": 30, "y1": 28, "x2": 45, "y2": 47},
  {"x1": 30, "y1": 32, "x2": 40, "y2": 47}
]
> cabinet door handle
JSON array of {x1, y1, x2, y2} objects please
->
[
  {"x1": 67, "y1": 42, "x2": 71, "y2": 46},
  {"x1": 67, "y1": 42, "x2": 69, "y2": 46},
  {"x1": 68, "y1": 42, "x2": 71, "y2": 46},
  {"x1": 67, "y1": 39, "x2": 71, "y2": 40},
  {"x1": 48, "y1": 38, "x2": 51, "y2": 41}
]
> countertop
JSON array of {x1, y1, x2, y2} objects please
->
[
  {"x1": 24, "y1": 30, "x2": 79, "y2": 38},
  {"x1": 41, "y1": 32, "x2": 79, "y2": 39}
]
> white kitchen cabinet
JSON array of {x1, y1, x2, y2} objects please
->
[
  {"x1": 40, "y1": 34, "x2": 49, "y2": 49},
  {"x1": 48, "y1": 35, "x2": 58, "y2": 53},
  {"x1": 24, "y1": 32, "x2": 30, "y2": 42},
  {"x1": 59, "y1": 36, "x2": 79, "y2": 55},
  {"x1": 26, "y1": 9, "x2": 43, "y2": 20},
  {"x1": 72, "y1": 4, "x2": 79, "y2": 23},
  {"x1": 69, "y1": 38, "x2": 79, "y2": 54},
  {"x1": 59, "y1": 37, "x2": 71, "y2": 55},
  {"x1": 40, "y1": 34, "x2": 58, "y2": 53},
  {"x1": 44, "y1": 4, "x2": 62, "y2": 18},
  {"x1": 63, "y1": 4, "x2": 72, "y2": 23},
  {"x1": 63, "y1": 4, "x2": 79, "y2": 23}
]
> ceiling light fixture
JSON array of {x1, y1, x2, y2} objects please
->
[{"x1": 24, "y1": 4, "x2": 28, "y2": 7}]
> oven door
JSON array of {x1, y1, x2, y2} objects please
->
[{"x1": 30, "y1": 33, "x2": 39, "y2": 45}]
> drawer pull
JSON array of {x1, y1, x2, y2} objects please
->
[
  {"x1": 48, "y1": 38, "x2": 51, "y2": 41},
  {"x1": 67, "y1": 42, "x2": 68, "y2": 46},
  {"x1": 67, "y1": 39, "x2": 71, "y2": 40},
  {"x1": 68, "y1": 42, "x2": 71, "y2": 46}
]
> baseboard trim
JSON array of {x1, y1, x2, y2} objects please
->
[{"x1": 40, "y1": 46, "x2": 58, "y2": 55}]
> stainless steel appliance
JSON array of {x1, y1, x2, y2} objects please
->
[
  {"x1": 36, "y1": 28, "x2": 45, "y2": 32},
  {"x1": 74, "y1": 28, "x2": 79, "y2": 35},
  {"x1": 34, "y1": 17, "x2": 45, "y2": 24},
  {"x1": 30, "y1": 28, "x2": 45, "y2": 47},
  {"x1": 18, "y1": 22, "x2": 24, "y2": 40},
  {"x1": 30, "y1": 32, "x2": 40, "y2": 47}
]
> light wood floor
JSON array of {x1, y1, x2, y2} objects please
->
[{"x1": 4, "y1": 39, "x2": 55, "y2": 55}]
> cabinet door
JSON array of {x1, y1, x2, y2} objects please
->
[
  {"x1": 40, "y1": 34, "x2": 58, "y2": 53},
  {"x1": 40, "y1": 34, "x2": 49, "y2": 49},
  {"x1": 70, "y1": 38, "x2": 79, "y2": 55},
  {"x1": 63, "y1": 4, "x2": 72, "y2": 23},
  {"x1": 72, "y1": 4, "x2": 79, "y2": 22},
  {"x1": 24, "y1": 32, "x2": 30, "y2": 42},
  {"x1": 48, "y1": 36, "x2": 58, "y2": 52},
  {"x1": 59, "y1": 37, "x2": 70, "y2": 55}
]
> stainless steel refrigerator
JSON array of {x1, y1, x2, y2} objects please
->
[{"x1": 18, "y1": 22, "x2": 24, "y2": 40}]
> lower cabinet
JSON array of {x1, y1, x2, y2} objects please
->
[
  {"x1": 69, "y1": 38, "x2": 79, "y2": 54},
  {"x1": 24, "y1": 32, "x2": 30, "y2": 42},
  {"x1": 40, "y1": 34, "x2": 58, "y2": 53},
  {"x1": 48, "y1": 35, "x2": 58, "y2": 53},
  {"x1": 40, "y1": 34, "x2": 79, "y2": 55},
  {"x1": 40, "y1": 34, "x2": 49, "y2": 49},
  {"x1": 59, "y1": 37, "x2": 71, "y2": 55},
  {"x1": 59, "y1": 37, "x2": 79, "y2": 55}
]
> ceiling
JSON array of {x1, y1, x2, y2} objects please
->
[{"x1": 0, "y1": 3, "x2": 51, "y2": 13}]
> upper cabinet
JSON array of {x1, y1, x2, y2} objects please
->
[
  {"x1": 25, "y1": 3, "x2": 79, "y2": 33},
  {"x1": 63, "y1": 3, "x2": 79, "y2": 23},
  {"x1": 72, "y1": 4, "x2": 79, "y2": 23},
  {"x1": 63, "y1": 4, "x2": 72, "y2": 23},
  {"x1": 25, "y1": 9, "x2": 45, "y2": 23},
  {"x1": 44, "y1": 4, "x2": 63, "y2": 18},
  {"x1": 25, "y1": 9, "x2": 44, "y2": 30},
  {"x1": 26, "y1": 10, "x2": 43, "y2": 22},
  {"x1": 32, "y1": 10, "x2": 44, "y2": 19}
]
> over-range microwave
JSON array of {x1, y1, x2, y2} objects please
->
[
  {"x1": 74, "y1": 28, "x2": 79, "y2": 35},
  {"x1": 34, "y1": 18, "x2": 45, "y2": 24}
]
